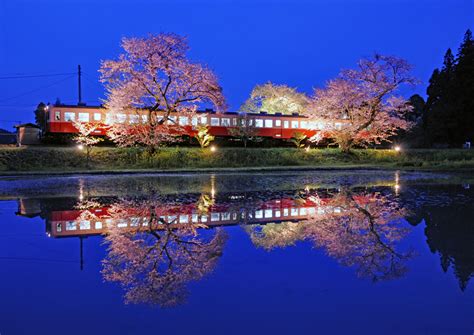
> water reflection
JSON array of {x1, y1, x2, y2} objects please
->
[{"x1": 8, "y1": 172, "x2": 474, "y2": 306}]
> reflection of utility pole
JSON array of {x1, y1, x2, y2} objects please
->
[{"x1": 80, "y1": 237, "x2": 84, "y2": 271}]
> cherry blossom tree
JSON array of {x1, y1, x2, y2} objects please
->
[
  {"x1": 100, "y1": 33, "x2": 226, "y2": 152},
  {"x1": 308, "y1": 54, "x2": 417, "y2": 152},
  {"x1": 73, "y1": 121, "x2": 103, "y2": 167},
  {"x1": 227, "y1": 113, "x2": 261, "y2": 147},
  {"x1": 243, "y1": 82, "x2": 309, "y2": 115},
  {"x1": 245, "y1": 189, "x2": 413, "y2": 281},
  {"x1": 101, "y1": 198, "x2": 227, "y2": 306},
  {"x1": 194, "y1": 124, "x2": 214, "y2": 148}
]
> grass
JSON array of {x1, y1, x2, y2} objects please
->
[{"x1": 1, "y1": 145, "x2": 474, "y2": 174}]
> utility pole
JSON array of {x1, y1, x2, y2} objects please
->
[{"x1": 78, "y1": 64, "x2": 83, "y2": 106}]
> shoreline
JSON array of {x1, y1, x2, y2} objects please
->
[{"x1": 1, "y1": 164, "x2": 474, "y2": 178}]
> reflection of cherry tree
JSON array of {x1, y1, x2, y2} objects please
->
[
  {"x1": 102, "y1": 199, "x2": 227, "y2": 307},
  {"x1": 246, "y1": 190, "x2": 413, "y2": 282}
]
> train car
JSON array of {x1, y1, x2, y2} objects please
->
[{"x1": 46, "y1": 104, "x2": 343, "y2": 140}]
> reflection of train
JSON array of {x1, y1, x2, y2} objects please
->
[
  {"x1": 15, "y1": 191, "x2": 344, "y2": 238},
  {"x1": 45, "y1": 104, "x2": 345, "y2": 140}
]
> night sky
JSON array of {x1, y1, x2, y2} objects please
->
[{"x1": 0, "y1": 0, "x2": 472, "y2": 126}]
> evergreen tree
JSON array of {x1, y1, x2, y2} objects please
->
[
  {"x1": 424, "y1": 30, "x2": 474, "y2": 147},
  {"x1": 34, "y1": 102, "x2": 47, "y2": 131}
]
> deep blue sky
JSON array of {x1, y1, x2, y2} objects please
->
[{"x1": 0, "y1": 0, "x2": 472, "y2": 125}]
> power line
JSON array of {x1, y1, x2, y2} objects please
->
[
  {"x1": 0, "y1": 74, "x2": 75, "y2": 103},
  {"x1": 0, "y1": 72, "x2": 75, "y2": 80}
]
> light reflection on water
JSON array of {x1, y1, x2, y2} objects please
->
[{"x1": 0, "y1": 171, "x2": 473, "y2": 334}]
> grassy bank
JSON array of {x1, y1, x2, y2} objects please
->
[{"x1": 1, "y1": 145, "x2": 474, "y2": 174}]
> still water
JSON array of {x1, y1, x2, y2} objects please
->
[{"x1": 0, "y1": 171, "x2": 472, "y2": 335}]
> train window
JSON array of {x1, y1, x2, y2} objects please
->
[
  {"x1": 117, "y1": 114, "x2": 127, "y2": 123},
  {"x1": 56, "y1": 223, "x2": 62, "y2": 233},
  {"x1": 211, "y1": 213, "x2": 220, "y2": 222},
  {"x1": 54, "y1": 111, "x2": 61, "y2": 121},
  {"x1": 78, "y1": 113, "x2": 90, "y2": 122},
  {"x1": 210, "y1": 117, "x2": 219, "y2": 126},
  {"x1": 264, "y1": 209, "x2": 273, "y2": 218},
  {"x1": 105, "y1": 114, "x2": 112, "y2": 125},
  {"x1": 255, "y1": 119, "x2": 263, "y2": 127},
  {"x1": 264, "y1": 119, "x2": 272, "y2": 128},
  {"x1": 191, "y1": 117, "x2": 198, "y2": 126},
  {"x1": 308, "y1": 121, "x2": 317, "y2": 129},
  {"x1": 179, "y1": 116, "x2": 188, "y2": 126},
  {"x1": 179, "y1": 215, "x2": 189, "y2": 223},
  {"x1": 275, "y1": 210, "x2": 281, "y2": 218},
  {"x1": 291, "y1": 208, "x2": 299, "y2": 216},
  {"x1": 65, "y1": 221, "x2": 77, "y2": 231},
  {"x1": 283, "y1": 208, "x2": 289, "y2": 216},
  {"x1": 335, "y1": 122, "x2": 342, "y2": 130},
  {"x1": 291, "y1": 120, "x2": 299, "y2": 128},
  {"x1": 167, "y1": 116, "x2": 176, "y2": 124},
  {"x1": 79, "y1": 220, "x2": 91, "y2": 230},
  {"x1": 221, "y1": 212, "x2": 231, "y2": 220},
  {"x1": 200, "y1": 116, "x2": 208, "y2": 124},
  {"x1": 129, "y1": 115, "x2": 139, "y2": 124},
  {"x1": 318, "y1": 122, "x2": 325, "y2": 130},
  {"x1": 300, "y1": 121, "x2": 308, "y2": 128},
  {"x1": 95, "y1": 222, "x2": 103, "y2": 229},
  {"x1": 248, "y1": 119, "x2": 253, "y2": 126},
  {"x1": 142, "y1": 115, "x2": 148, "y2": 123},
  {"x1": 64, "y1": 112, "x2": 75, "y2": 122},
  {"x1": 94, "y1": 113, "x2": 101, "y2": 121},
  {"x1": 232, "y1": 118, "x2": 237, "y2": 126},
  {"x1": 283, "y1": 120, "x2": 289, "y2": 128},
  {"x1": 275, "y1": 119, "x2": 281, "y2": 127},
  {"x1": 221, "y1": 118, "x2": 230, "y2": 126}
]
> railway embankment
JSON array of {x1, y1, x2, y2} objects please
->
[{"x1": 0, "y1": 146, "x2": 473, "y2": 175}]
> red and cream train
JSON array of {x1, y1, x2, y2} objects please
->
[{"x1": 46, "y1": 104, "x2": 344, "y2": 140}]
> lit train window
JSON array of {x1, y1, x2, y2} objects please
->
[
  {"x1": 129, "y1": 115, "x2": 139, "y2": 124},
  {"x1": 191, "y1": 214, "x2": 199, "y2": 223},
  {"x1": 200, "y1": 116, "x2": 208, "y2": 124},
  {"x1": 283, "y1": 208, "x2": 289, "y2": 216},
  {"x1": 201, "y1": 214, "x2": 208, "y2": 222},
  {"x1": 94, "y1": 113, "x2": 101, "y2": 121},
  {"x1": 232, "y1": 118, "x2": 237, "y2": 126},
  {"x1": 283, "y1": 120, "x2": 289, "y2": 128},
  {"x1": 291, "y1": 208, "x2": 298, "y2": 216},
  {"x1": 167, "y1": 116, "x2": 176, "y2": 125},
  {"x1": 179, "y1": 215, "x2": 189, "y2": 223},
  {"x1": 221, "y1": 118, "x2": 230, "y2": 126},
  {"x1": 255, "y1": 119, "x2": 263, "y2": 127},
  {"x1": 300, "y1": 121, "x2": 308, "y2": 128},
  {"x1": 56, "y1": 223, "x2": 62, "y2": 232},
  {"x1": 275, "y1": 120, "x2": 281, "y2": 127},
  {"x1": 318, "y1": 122, "x2": 325, "y2": 130},
  {"x1": 179, "y1": 116, "x2": 188, "y2": 126},
  {"x1": 264, "y1": 119, "x2": 272, "y2": 128},
  {"x1": 64, "y1": 112, "x2": 75, "y2": 122},
  {"x1": 65, "y1": 221, "x2": 77, "y2": 231},
  {"x1": 141, "y1": 115, "x2": 148, "y2": 123},
  {"x1": 191, "y1": 117, "x2": 198, "y2": 126},
  {"x1": 54, "y1": 111, "x2": 61, "y2": 121},
  {"x1": 78, "y1": 113, "x2": 90, "y2": 122},
  {"x1": 275, "y1": 210, "x2": 281, "y2": 217},
  {"x1": 291, "y1": 120, "x2": 299, "y2": 128},
  {"x1": 221, "y1": 213, "x2": 231, "y2": 220},
  {"x1": 335, "y1": 122, "x2": 342, "y2": 130},
  {"x1": 210, "y1": 117, "x2": 219, "y2": 126},
  {"x1": 264, "y1": 209, "x2": 273, "y2": 218},
  {"x1": 95, "y1": 222, "x2": 103, "y2": 229},
  {"x1": 117, "y1": 114, "x2": 127, "y2": 123},
  {"x1": 211, "y1": 213, "x2": 220, "y2": 221},
  {"x1": 105, "y1": 114, "x2": 112, "y2": 125},
  {"x1": 80, "y1": 221, "x2": 91, "y2": 230}
]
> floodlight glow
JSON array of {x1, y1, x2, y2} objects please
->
[
  {"x1": 305, "y1": 146, "x2": 310, "y2": 152},
  {"x1": 210, "y1": 145, "x2": 216, "y2": 152},
  {"x1": 394, "y1": 146, "x2": 401, "y2": 152},
  {"x1": 77, "y1": 144, "x2": 84, "y2": 150}
]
